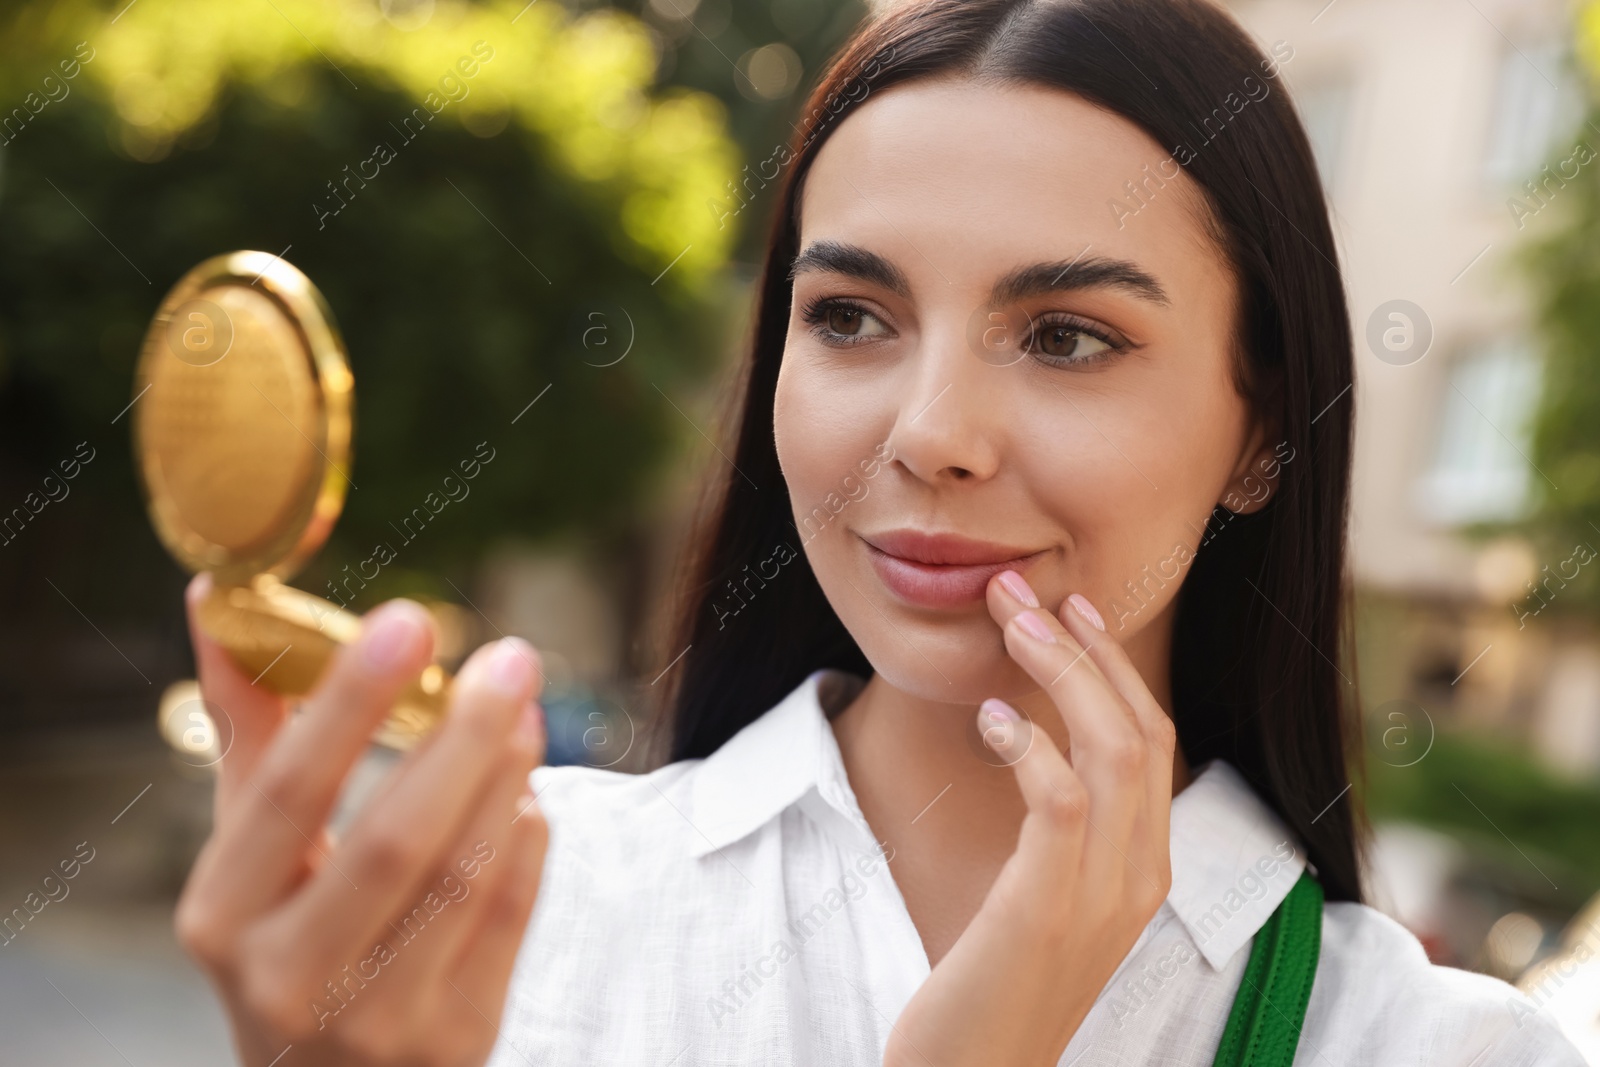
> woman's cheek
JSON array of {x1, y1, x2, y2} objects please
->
[
  {"x1": 774, "y1": 353, "x2": 823, "y2": 501},
  {"x1": 1086, "y1": 375, "x2": 1254, "y2": 632},
  {"x1": 1018, "y1": 415, "x2": 1180, "y2": 633},
  {"x1": 775, "y1": 354, "x2": 887, "y2": 519},
  {"x1": 1078, "y1": 474, "x2": 1213, "y2": 637}
]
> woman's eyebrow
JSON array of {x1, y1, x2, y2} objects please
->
[
  {"x1": 789, "y1": 240, "x2": 911, "y2": 297},
  {"x1": 991, "y1": 257, "x2": 1171, "y2": 307},
  {"x1": 790, "y1": 241, "x2": 1170, "y2": 308}
]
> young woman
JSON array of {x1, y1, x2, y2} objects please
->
[{"x1": 173, "y1": 0, "x2": 1587, "y2": 1064}]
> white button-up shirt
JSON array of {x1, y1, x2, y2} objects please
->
[{"x1": 488, "y1": 669, "x2": 1585, "y2": 1066}]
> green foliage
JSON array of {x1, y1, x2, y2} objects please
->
[
  {"x1": 1365, "y1": 729, "x2": 1600, "y2": 905},
  {"x1": 1518, "y1": 108, "x2": 1600, "y2": 615},
  {"x1": 0, "y1": 0, "x2": 743, "y2": 621},
  {"x1": 609, "y1": 0, "x2": 872, "y2": 262},
  {"x1": 1519, "y1": 11, "x2": 1600, "y2": 613}
]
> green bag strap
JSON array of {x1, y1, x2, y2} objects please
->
[{"x1": 1210, "y1": 870, "x2": 1324, "y2": 1067}]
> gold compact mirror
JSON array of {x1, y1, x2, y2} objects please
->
[{"x1": 134, "y1": 250, "x2": 447, "y2": 750}]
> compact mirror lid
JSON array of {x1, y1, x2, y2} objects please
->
[{"x1": 133, "y1": 251, "x2": 353, "y2": 585}]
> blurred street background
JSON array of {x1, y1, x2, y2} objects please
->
[{"x1": 2, "y1": 0, "x2": 1599, "y2": 1061}]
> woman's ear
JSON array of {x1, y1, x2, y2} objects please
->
[{"x1": 1217, "y1": 412, "x2": 1287, "y2": 516}]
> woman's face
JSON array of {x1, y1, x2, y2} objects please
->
[{"x1": 774, "y1": 76, "x2": 1277, "y2": 708}]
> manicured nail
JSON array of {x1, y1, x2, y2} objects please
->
[
  {"x1": 362, "y1": 602, "x2": 430, "y2": 670},
  {"x1": 485, "y1": 638, "x2": 535, "y2": 696},
  {"x1": 997, "y1": 569, "x2": 1039, "y2": 608},
  {"x1": 978, "y1": 698, "x2": 1029, "y2": 760},
  {"x1": 979, "y1": 697, "x2": 1019, "y2": 725},
  {"x1": 1014, "y1": 610, "x2": 1055, "y2": 644},
  {"x1": 1068, "y1": 593, "x2": 1105, "y2": 632},
  {"x1": 186, "y1": 571, "x2": 213, "y2": 609}
]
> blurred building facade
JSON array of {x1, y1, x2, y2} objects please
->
[
  {"x1": 1228, "y1": 0, "x2": 1600, "y2": 777},
  {"x1": 1227, "y1": 1, "x2": 1600, "y2": 1052}
]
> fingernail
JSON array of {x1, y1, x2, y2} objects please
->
[
  {"x1": 978, "y1": 698, "x2": 1027, "y2": 759},
  {"x1": 979, "y1": 697, "x2": 1018, "y2": 724},
  {"x1": 1068, "y1": 593, "x2": 1105, "y2": 632},
  {"x1": 362, "y1": 602, "x2": 430, "y2": 670},
  {"x1": 485, "y1": 638, "x2": 534, "y2": 697},
  {"x1": 997, "y1": 569, "x2": 1039, "y2": 608},
  {"x1": 1014, "y1": 610, "x2": 1055, "y2": 644},
  {"x1": 186, "y1": 571, "x2": 213, "y2": 609}
]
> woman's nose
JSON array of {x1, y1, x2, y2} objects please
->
[{"x1": 887, "y1": 323, "x2": 1003, "y2": 484}]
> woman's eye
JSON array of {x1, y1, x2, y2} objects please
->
[
  {"x1": 1025, "y1": 317, "x2": 1117, "y2": 365},
  {"x1": 802, "y1": 298, "x2": 890, "y2": 345},
  {"x1": 827, "y1": 306, "x2": 868, "y2": 335}
]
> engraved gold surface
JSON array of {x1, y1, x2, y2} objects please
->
[
  {"x1": 134, "y1": 251, "x2": 352, "y2": 585},
  {"x1": 149, "y1": 286, "x2": 317, "y2": 554},
  {"x1": 135, "y1": 252, "x2": 447, "y2": 751}
]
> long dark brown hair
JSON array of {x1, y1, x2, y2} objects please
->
[{"x1": 655, "y1": 0, "x2": 1364, "y2": 902}]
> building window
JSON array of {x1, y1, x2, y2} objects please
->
[
  {"x1": 1417, "y1": 337, "x2": 1543, "y2": 525},
  {"x1": 1483, "y1": 41, "x2": 1584, "y2": 187}
]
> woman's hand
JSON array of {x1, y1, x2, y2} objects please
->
[
  {"x1": 174, "y1": 573, "x2": 550, "y2": 1066},
  {"x1": 885, "y1": 569, "x2": 1177, "y2": 1067}
]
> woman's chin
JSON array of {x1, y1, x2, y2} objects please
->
[{"x1": 858, "y1": 633, "x2": 1038, "y2": 707}]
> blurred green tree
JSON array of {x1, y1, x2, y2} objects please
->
[
  {"x1": 607, "y1": 0, "x2": 871, "y2": 262},
  {"x1": 1365, "y1": 731, "x2": 1600, "y2": 911},
  {"x1": 0, "y1": 0, "x2": 744, "y2": 727},
  {"x1": 1519, "y1": 8, "x2": 1600, "y2": 614}
]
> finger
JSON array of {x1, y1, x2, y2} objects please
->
[
  {"x1": 1056, "y1": 593, "x2": 1177, "y2": 867},
  {"x1": 986, "y1": 570, "x2": 1148, "y2": 846},
  {"x1": 393, "y1": 703, "x2": 545, "y2": 989},
  {"x1": 1056, "y1": 593, "x2": 1175, "y2": 755},
  {"x1": 977, "y1": 699, "x2": 1088, "y2": 885},
  {"x1": 262, "y1": 636, "x2": 541, "y2": 986},
  {"x1": 986, "y1": 570, "x2": 1144, "y2": 768},
  {"x1": 443, "y1": 785, "x2": 549, "y2": 1020},
  {"x1": 983, "y1": 697, "x2": 1165, "y2": 904},
  {"x1": 264, "y1": 598, "x2": 438, "y2": 821},
  {"x1": 987, "y1": 569, "x2": 1116, "y2": 697},
  {"x1": 896, "y1": 706, "x2": 1090, "y2": 1067},
  {"x1": 185, "y1": 572, "x2": 290, "y2": 817},
  {"x1": 197, "y1": 599, "x2": 437, "y2": 922}
]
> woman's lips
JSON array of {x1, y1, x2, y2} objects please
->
[{"x1": 860, "y1": 530, "x2": 1046, "y2": 608}]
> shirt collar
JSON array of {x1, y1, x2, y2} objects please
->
[
  {"x1": 1165, "y1": 758, "x2": 1308, "y2": 969},
  {"x1": 686, "y1": 668, "x2": 862, "y2": 859},
  {"x1": 685, "y1": 669, "x2": 1307, "y2": 971}
]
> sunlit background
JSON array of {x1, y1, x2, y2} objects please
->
[{"x1": 1, "y1": 0, "x2": 1598, "y2": 1061}]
